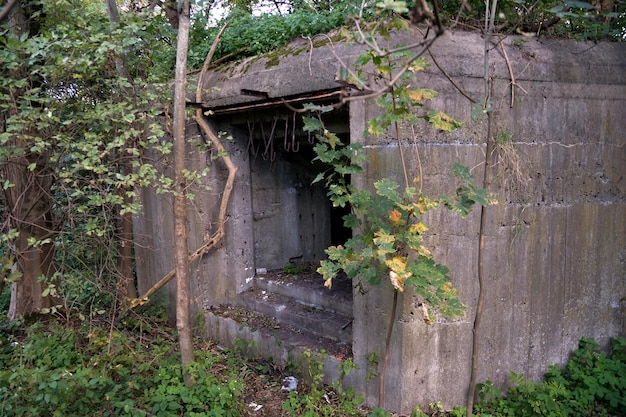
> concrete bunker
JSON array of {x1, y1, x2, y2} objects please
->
[{"x1": 134, "y1": 30, "x2": 626, "y2": 413}]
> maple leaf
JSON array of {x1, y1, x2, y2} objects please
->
[
  {"x1": 406, "y1": 88, "x2": 438, "y2": 102},
  {"x1": 389, "y1": 209, "x2": 402, "y2": 225}
]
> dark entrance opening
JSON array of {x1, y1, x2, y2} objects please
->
[
  {"x1": 217, "y1": 103, "x2": 354, "y2": 352},
  {"x1": 232, "y1": 106, "x2": 352, "y2": 271},
  {"x1": 330, "y1": 203, "x2": 352, "y2": 247}
]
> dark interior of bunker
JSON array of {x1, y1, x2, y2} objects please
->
[{"x1": 210, "y1": 101, "x2": 354, "y2": 352}]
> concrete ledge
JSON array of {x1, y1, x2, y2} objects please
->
[
  {"x1": 201, "y1": 309, "x2": 352, "y2": 386},
  {"x1": 253, "y1": 271, "x2": 353, "y2": 317},
  {"x1": 238, "y1": 287, "x2": 352, "y2": 343}
]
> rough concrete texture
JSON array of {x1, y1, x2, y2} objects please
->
[{"x1": 133, "y1": 29, "x2": 626, "y2": 413}]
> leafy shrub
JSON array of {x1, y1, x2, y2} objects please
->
[
  {"x1": 145, "y1": 356, "x2": 243, "y2": 417},
  {"x1": 189, "y1": 5, "x2": 352, "y2": 69},
  {"x1": 440, "y1": 0, "x2": 625, "y2": 41},
  {"x1": 0, "y1": 321, "x2": 244, "y2": 417},
  {"x1": 281, "y1": 350, "x2": 364, "y2": 416},
  {"x1": 474, "y1": 337, "x2": 626, "y2": 417},
  {"x1": 543, "y1": 338, "x2": 626, "y2": 416}
]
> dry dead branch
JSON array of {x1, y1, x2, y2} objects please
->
[{"x1": 131, "y1": 23, "x2": 237, "y2": 307}]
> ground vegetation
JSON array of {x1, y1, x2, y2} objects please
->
[{"x1": 0, "y1": 307, "x2": 623, "y2": 416}]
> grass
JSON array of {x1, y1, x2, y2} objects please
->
[{"x1": 0, "y1": 307, "x2": 370, "y2": 417}]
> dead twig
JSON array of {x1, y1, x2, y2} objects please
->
[
  {"x1": 427, "y1": 47, "x2": 477, "y2": 104},
  {"x1": 131, "y1": 23, "x2": 237, "y2": 307},
  {"x1": 499, "y1": 38, "x2": 528, "y2": 108}
]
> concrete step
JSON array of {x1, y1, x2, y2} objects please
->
[
  {"x1": 203, "y1": 308, "x2": 354, "y2": 384},
  {"x1": 238, "y1": 286, "x2": 353, "y2": 344},
  {"x1": 253, "y1": 269, "x2": 353, "y2": 317}
]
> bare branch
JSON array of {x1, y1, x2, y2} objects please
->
[
  {"x1": 499, "y1": 38, "x2": 528, "y2": 108},
  {"x1": 132, "y1": 23, "x2": 236, "y2": 306},
  {"x1": 427, "y1": 47, "x2": 477, "y2": 104},
  {"x1": 195, "y1": 22, "x2": 229, "y2": 103},
  {"x1": 0, "y1": 0, "x2": 19, "y2": 23}
]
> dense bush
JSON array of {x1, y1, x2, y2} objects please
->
[
  {"x1": 188, "y1": 1, "x2": 363, "y2": 69},
  {"x1": 474, "y1": 337, "x2": 626, "y2": 417},
  {"x1": 0, "y1": 320, "x2": 244, "y2": 417},
  {"x1": 1, "y1": 316, "x2": 623, "y2": 417},
  {"x1": 0, "y1": 316, "x2": 369, "y2": 416}
]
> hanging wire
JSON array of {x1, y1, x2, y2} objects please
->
[
  {"x1": 245, "y1": 119, "x2": 256, "y2": 161},
  {"x1": 283, "y1": 116, "x2": 291, "y2": 152},
  {"x1": 260, "y1": 117, "x2": 278, "y2": 162},
  {"x1": 291, "y1": 112, "x2": 299, "y2": 152},
  {"x1": 244, "y1": 111, "x2": 310, "y2": 168}
]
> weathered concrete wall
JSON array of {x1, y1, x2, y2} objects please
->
[
  {"x1": 134, "y1": 29, "x2": 626, "y2": 413},
  {"x1": 346, "y1": 31, "x2": 625, "y2": 411},
  {"x1": 133, "y1": 120, "x2": 256, "y2": 312}
]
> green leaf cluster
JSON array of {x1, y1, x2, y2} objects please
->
[
  {"x1": 308, "y1": 117, "x2": 494, "y2": 320},
  {"x1": 188, "y1": 1, "x2": 362, "y2": 68},
  {"x1": 1, "y1": 0, "x2": 180, "y2": 302},
  {"x1": 440, "y1": 0, "x2": 625, "y2": 41},
  {"x1": 0, "y1": 321, "x2": 244, "y2": 416},
  {"x1": 475, "y1": 337, "x2": 626, "y2": 416},
  {"x1": 341, "y1": 16, "x2": 463, "y2": 136}
]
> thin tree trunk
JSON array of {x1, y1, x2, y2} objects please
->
[
  {"x1": 466, "y1": 110, "x2": 495, "y2": 416},
  {"x1": 0, "y1": 0, "x2": 18, "y2": 22},
  {"x1": 4, "y1": 157, "x2": 57, "y2": 319},
  {"x1": 130, "y1": 24, "x2": 234, "y2": 308},
  {"x1": 378, "y1": 289, "x2": 399, "y2": 408},
  {"x1": 466, "y1": 2, "x2": 498, "y2": 415},
  {"x1": 116, "y1": 191, "x2": 136, "y2": 299},
  {"x1": 105, "y1": 0, "x2": 137, "y2": 301},
  {"x1": 172, "y1": 0, "x2": 194, "y2": 385}
]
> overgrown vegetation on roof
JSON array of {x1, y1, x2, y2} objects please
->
[{"x1": 187, "y1": 0, "x2": 624, "y2": 71}]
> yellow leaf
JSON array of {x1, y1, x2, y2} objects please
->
[
  {"x1": 406, "y1": 88, "x2": 438, "y2": 102},
  {"x1": 389, "y1": 270, "x2": 404, "y2": 292},
  {"x1": 408, "y1": 63, "x2": 426, "y2": 72},
  {"x1": 417, "y1": 245, "x2": 432, "y2": 257},
  {"x1": 386, "y1": 256, "x2": 412, "y2": 292},
  {"x1": 389, "y1": 209, "x2": 402, "y2": 225},
  {"x1": 385, "y1": 256, "x2": 407, "y2": 271},
  {"x1": 327, "y1": 131, "x2": 340, "y2": 149},
  {"x1": 410, "y1": 222, "x2": 428, "y2": 234},
  {"x1": 421, "y1": 303, "x2": 432, "y2": 324}
]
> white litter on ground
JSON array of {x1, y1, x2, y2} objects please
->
[
  {"x1": 281, "y1": 376, "x2": 298, "y2": 392},
  {"x1": 248, "y1": 402, "x2": 263, "y2": 412}
]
